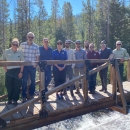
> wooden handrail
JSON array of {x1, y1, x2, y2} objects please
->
[
  {"x1": 0, "y1": 59, "x2": 129, "y2": 67},
  {"x1": 0, "y1": 59, "x2": 110, "y2": 66}
]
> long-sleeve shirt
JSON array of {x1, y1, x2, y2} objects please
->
[
  {"x1": 63, "y1": 48, "x2": 75, "y2": 68},
  {"x1": 52, "y1": 49, "x2": 68, "y2": 70},
  {"x1": 74, "y1": 48, "x2": 87, "y2": 68},
  {"x1": 113, "y1": 48, "x2": 129, "y2": 60},
  {"x1": 87, "y1": 50, "x2": 100, "y2": 67}
]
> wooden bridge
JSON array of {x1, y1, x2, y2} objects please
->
[{"x1": 0, "y1": 59, "x2": 130, "y2": 130}]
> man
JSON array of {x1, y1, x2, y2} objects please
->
[
  {"x1": 52, "y1": 40, "x2": 67, "y2": 99},
  {"x1": 87, "y1": 43, "x2": 100, "y2": 94},
  {"x1": 20, "y1": 32, "x2": 40, "y2": 102},
  {"x1": 39, "y1": 38, "x2": 52, "y2": 92},
  {"x1": 113, "y1": 41, "x2": 129, "y2": 92},
  {"x1": 74, "y1": 40, "x2": 87, "y2": 94},
  {"x1": 99, "y1": 40, "x2": 112, "y2": 93},
  {"x1": 63, "y1": 40, "x2": 76, "y2": 96},
  {"x1": 1, "y1": 38, "x2": 24, "y2": 105},
  {"x1": 84, "y1": 40, "x2": 90, "y2": 52}
]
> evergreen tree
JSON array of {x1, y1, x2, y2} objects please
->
[{"x1": 62, "y1": 2, "x2": 75, "y2": 41}]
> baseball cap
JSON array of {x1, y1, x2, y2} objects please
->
[{"x1": 75, "y1": 40, "x2": 81, "y2": 44}]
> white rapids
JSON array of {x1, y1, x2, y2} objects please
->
[{"x1": 34, "y1": 108, "x2": 130, "y2": 130}]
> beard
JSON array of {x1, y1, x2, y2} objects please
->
[{"x1": 85, "y1": 45, "x2": 89, "y2": 49}]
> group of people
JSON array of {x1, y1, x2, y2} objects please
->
[{"x1": 1, "y1": 31, "x2": 129, "y2": 105}]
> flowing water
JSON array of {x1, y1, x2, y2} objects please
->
[{"x1": 35, "y1": 108, "x2": 130, "y2": 130}]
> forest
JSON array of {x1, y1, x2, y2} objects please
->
[
  {"x1": 0, "y1": 0, "x2": 130, "y2": 96},
  {"x1": 0, "y1": 0, "x2": 130, "y2": 55}
]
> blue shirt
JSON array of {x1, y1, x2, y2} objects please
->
[
  {"x1": 39, "y1": 46, "x2": 52, "y2": 60},
  {"x1": 52, "y1": 49, "x2": 68, "y2": 70},
  {"x1": 99, "y1": 47, "x2": 112, "y2": 59},
  {"x1": 74, "y1": 48, "x2": 87, "y2": 68},
  {"x1": 39, "y1": 46, "x2": 52, "y2": 69}
]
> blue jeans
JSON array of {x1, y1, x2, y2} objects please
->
[
  {"x1": 22, "y1": 66, "x2": 36, "y2": 98},
  {"x1": 45, "y1": 66, "x2": 52, "y2": 92},
  {"x1": 89, "y1": 66, "x2": 97, "y2": 92}
]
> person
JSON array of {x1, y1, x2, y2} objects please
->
[
  {"x1": 74, "y1": 40, "x2": 87, "y2": 94},
  {"x1": 52, "y1": 40, "x2": 68, "y2": 99},
  {"x1": 1, "y1": 38, "x2": 24, "y2": 105},
  {"x1": 113, "y1": 41, "x2": 129, "y2": 92},
  {"x1": 20, "y1": 32, "x2": 40, "y2": 103},
  {"x1": 84, "y1": 40, "x2": 90, "y2": 52},
  {"x1": 63, "y1": 40, "x2": 76, "y2": 96},
  {"x1": 87, "y1": 43, "x2": 100, "y2": 94},
  {"x1": 99, "y1": 40, "x2": 112, "y2": 93},
  {"x1": 39, "y1": 38, "x2": 52, "y2": 92}
]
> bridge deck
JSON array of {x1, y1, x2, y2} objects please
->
[{"x1": 0, "y1": 81, "x2": 130, "y2": 130}]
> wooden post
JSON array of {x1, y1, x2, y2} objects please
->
[
  {"x1": 127, "y1": 60, "x2": 130, "y2": 81},
  {"x1": 38, "y1": 61, "x2": 48, "y2": 118},
  {"x1": 112, "y1": 64, "x2": 116, "y2": 98},
  {"x1": 83, "y1": 65, "x2": 88, "y2": 101},
  {"x1": 115, "y1": 60, "x2": 128, "y2": 112}
]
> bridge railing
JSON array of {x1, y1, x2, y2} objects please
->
[{"x1": 0, "y1": 59, "x2": 129, "y2": 120}]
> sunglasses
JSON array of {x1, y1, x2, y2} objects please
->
[
  {"x1": 12, "y1": 44, "x2": 18, "y2": 47},
  {"x1": 90, "y1": 46, "x2": 94, "y2": 48},
  {"x1": 66, "y1": 42, "x2": 70, "y2": 44},
  {"x1": 28, "y1": 36, "x2": 34, "y2": 39},
  {"x1": 117, "y1": 44, "x2": 121, "y2": 46}
]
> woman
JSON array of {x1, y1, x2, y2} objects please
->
[
  {"x1": 1, "y1": 38, "x2": 24, "y2": 105},
  {"x1": 87, "y1": 43, "x2": 100, "y2": 94},
  {"x1": 52, "y1": 40, "x2": 68, "y2": 99}
]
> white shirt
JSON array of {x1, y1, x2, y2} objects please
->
[{"x1": 63, "y1": 47, "x2": 76, "y2": 68}]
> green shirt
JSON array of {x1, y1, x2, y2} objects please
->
[
  {"x1": 1, "y1": 48, "x2": 24, "y2": 69},
  {"x1": 113, "y1": 48, "x2": 129, "y2": 60}
]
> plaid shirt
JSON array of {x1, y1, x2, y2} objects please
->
[{"x1": 20, "y1": 42, "x2": 40, "y2": 61}]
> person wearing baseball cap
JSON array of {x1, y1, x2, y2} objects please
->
[
  {"x1": 52, "y1": 40, "x2": 68, "y2": 99},
  {"x1": 74, "y1": 40, "x2": 87, "y2": 94},
  {"x1": 99, "y1": 40, "x2": 112, "y2": 93},
  {"x1": 1, "y1": 38, "x2": 24, "y2": 105},
  {"x1": 63, "y1": 40, "x2": 76, "y2": 96}
]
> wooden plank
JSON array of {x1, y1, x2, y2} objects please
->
[
  {"x1": 49, "y1": 94, "x2": 71, "y2": 108},
  {"x1": 16, "y1": 101, "x2": 33, "y2": 118},
  {"x1": 64, "y1": 91, "x2": 82, "y2": 106},
  {"x1": 47, "y1": 97, "x2": 63, "y2": 110},
  {"x1": 110, "y1": 106, "x2": 128, "y2": 114},
  {"x1": 0, "y1": 102, "x2": 13, "y2": 121},
  {"x1": 6, "y1": 102, "x2": 23, "y2": 120}
]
